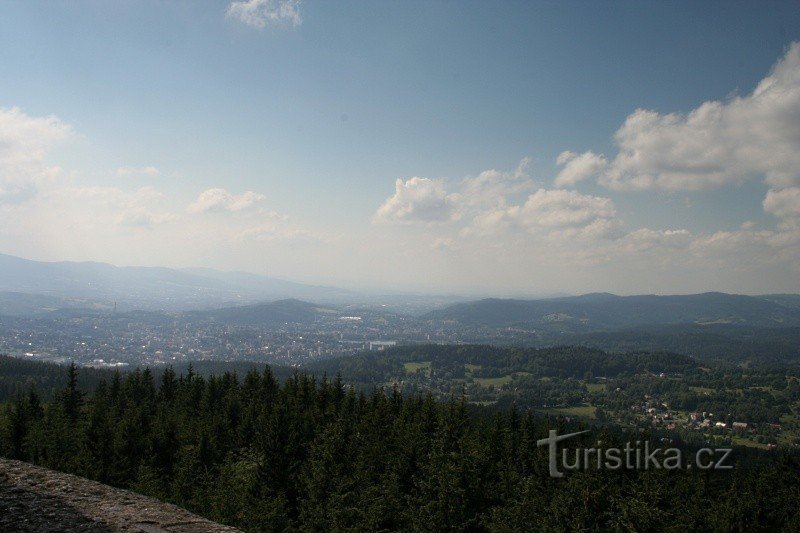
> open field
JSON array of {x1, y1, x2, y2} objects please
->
[
  {"x1": 474, "y1": 374, "x2": 514, "y2": 388},
  {"x1": 539, "y1": 405, "x2": 598, "y2": 419},
  {"x1": 473, "y1": 372, "x2": 531, "y2": 388},
  {"x1": 731, "y1": 436, "x2": 770, "y2": 450},
  {"x1": 403, "y1": 361, "x2": 431, "y2": 374}
]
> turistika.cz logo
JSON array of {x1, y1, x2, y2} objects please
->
[{"x1": 536, "y1": 430, "x2": 733, "y2": 478}]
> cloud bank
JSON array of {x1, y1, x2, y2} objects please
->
[
  {"x1": 374, "y1": 149, "x2": 799, "y2": 290},
  {"x1": 561, "y1": 42, "x2": 800, "y2": 192},
  {"x1": 188, "y1": 188, "x2": 266, "y2": 213}
]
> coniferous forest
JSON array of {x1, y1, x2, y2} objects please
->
[{"x1": 2, "y1": 362, "x2": 800, "y2": 531}]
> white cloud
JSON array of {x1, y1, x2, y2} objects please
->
[
  {"x1": 376, "y1": 161, "x2": 621, "y2": 241},
  {"x1": 116, "y1": 209, "x2": 179, "y2": 228},
  {"x1": 0, "y1": 107, "x2": 72, "y2": 205},
  {"x1": 455, "y1": 157, "x2": 534, "y2": 209},
  {"x1": 430, "y1": 237, "x2": 454, "y2": 251},
  {"x1": 497, "y1": 188, "x2": 620, "y2": 240},
  {"x1": 239, "y1": 225, "x2": 324, "y2": 243},
  {"x1": 513, "y1": 188, "x2": 616, "y2": 229},
  {"x1": 116, "y1": 166, "x2": 160, "y2": 177},
  {"x1": 188, "y1": 188, "x2": 266, "y2": 213},
  {"x1": 370, "y1": 158, "x2": 800, "y2": 291},
  {"x1": 375, "y1": 177, "x2": 455, "y2": 223},
  {"x1": 565, "y1": 42, "x2": 800, "y2": 191},
  {"x1": 763, "y1": 187, "x2": 800, "y2": 229},
  {"x1": 226, "y1": 0, "x2": 302, "y2": 29},
  {"x1": 621, "y1": 228, "x2": 693, "y2": 253},
  {"x1": 376, "y1": 158, "x2": 537, "y2": 226},
  {"x1": 0, "y1": 107, "x2": 71, "y2": 166},
  {"x1": 462, "y1": 187, "x2": 619, "y2": 239},
  {"x1": 554, "y1": 150, "x2": 607, "y2": 187},
  {"x1": 690, "y1": 228, "x2": 779, "y2": 255}
]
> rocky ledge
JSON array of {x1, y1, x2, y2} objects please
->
[{"x1": 0, "y1": 458, "x2": 239, "y2": 532}]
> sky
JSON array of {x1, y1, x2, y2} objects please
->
[{"x1": 1, "y1": 0, "x2": 799, "y2": 296}]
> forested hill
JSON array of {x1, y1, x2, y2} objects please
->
[
  {"x1": 308, "y1": 344, "x2": 696, "y2": 387},
  {"x1": 423, "y1": 292, "x2": 800, "y2": 329},
  {"x1": 0, "y1": 355, "x2": 296, "y2": 403},
  {"x1": 546, "y1": 324, "x2": 800, "y2": 368},
  {"x1": 0, "y1": 355, "x2": 112, "y2": 403},
  {"x1": 2, "y1": 361, "x2": 799, "y2": 531}
]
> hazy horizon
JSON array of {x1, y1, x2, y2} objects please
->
[
  {"x1": 2, "y1": 2, "x2": 800, "y2": 296},
  {"x1": 3, "y1": 249, "x2": 799, "y2": 301}
]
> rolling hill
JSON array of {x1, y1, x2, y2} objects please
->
[
  {"x1": 423, "y1": 292, "x2": 800, "y2": 330},
  {"x1": 0, "y1": 292, "x2": 112, "y2": 317}
]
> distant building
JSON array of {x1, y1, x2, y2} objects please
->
[{"x1": 368, "y1": 341, "x2": 397, "y2": 351}]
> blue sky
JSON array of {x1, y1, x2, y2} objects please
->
[{"x1": 1, "y1": 1, "x2": 799, "y2": 294}]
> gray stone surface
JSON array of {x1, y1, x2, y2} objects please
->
[{"x1": 0, "y1": 458, "x2": 240, "y2": 532}]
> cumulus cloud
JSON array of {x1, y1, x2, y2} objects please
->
[
  {"x1": 375, "y1": 177, "x2": 455, "y2": 223},
  {"x1": 621, "y1": 228, "x2": 693, "y2": 253},
  {"x1": 188, "y1": 188, "x2": 266, "y2": 213},
  {"x1": 376, "y1": 161, "x2": 621, "y2": 241},
  {"x1": 0, "y1": 107, "x2": 72, "y2": 205},
  {"x1": 763, "y1": 187, "x2": 800, "y2": 229},
  {"x1": 554, "y1": 150, "x2": 608, "y2": 187},
  {"x1": 226, "y1": 0, "x2": 302, "y2": 29},
  {"x1": 455, "y1": 157, "x2": 534, "y2": 208},
  {"x1": 563, "y1": 42, "x2": 800, "y2": 191},
  {"x1": 480, "y1": 188, "x2": 620, "y2": 240},
  {"x1": 376, "y1": 158, "x2": 538, "y2": 225},
  {"x1": 513, "y1": 189, "x2": 615, "y2": 228},
  {"x1": 690, "y1": 228, "x2": 780, "y2": 257},
  {"x1": 0, "y1": 107, "x2": 71, "y2": 166},
  {"x1": 371, "y1": 158, "x2": 794, "y2": 291}
]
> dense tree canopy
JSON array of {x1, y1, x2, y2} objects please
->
[{"x1": 2, "y1": 363, "x2": 800, "y2": 531}]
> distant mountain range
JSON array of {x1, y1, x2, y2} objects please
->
[
  {"x1": 2, "y1": 251, "x2": 800, "y2": 335},
  {"x1": 0, "y1": 292, "x2": 114, "y2": 317},
  {"x1": 423, "y1": 292, "x2": 800, "y2": 330},
  {"x1": 0, "y1": 252, "x2": 356, "y2": 311}
]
